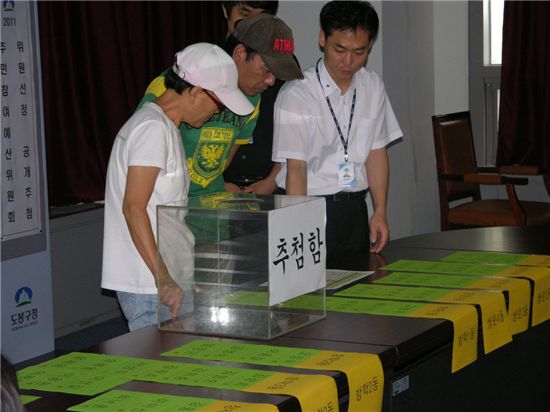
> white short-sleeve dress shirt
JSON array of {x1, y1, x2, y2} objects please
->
[{"x1": 272, "y1": 59, "x2": 403, "y2": 196}]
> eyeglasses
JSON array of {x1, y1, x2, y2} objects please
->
[{"x1": 204, "y1": 90, "x2": 225, "y2": 112}]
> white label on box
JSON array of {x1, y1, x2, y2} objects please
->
[{"x1": 268, "y1": 198, "x2": 326, "y2": 305}]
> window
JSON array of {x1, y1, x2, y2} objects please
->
[
  {"x1": 469, "y1": 0, "x2": 504, "y2": 166},
  {"x1": 485, "y1": 0, "x2": 504, "y2": 65}
]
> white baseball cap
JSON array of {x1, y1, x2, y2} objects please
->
[{"x1": 172, "y1": 43, "x2": 254, "y2": 116}]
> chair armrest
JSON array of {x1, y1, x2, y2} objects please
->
[
  {"x1": 438, "y1": 172, "x2": 528, "y2": 185},
  {"x1": 438, "y1": 173, "x2": 527, "y2": 224},
  {"x1": 477, "y1": 166, "x2": 499, "y2": 173},
  {"x1": 438, "y1": 173, "x2": 466, "y2": 182},
  {"x1": 498, "y1": 165, "x2": 546, "y2": 175},
  {"x1": 463, "y1": 173, "x2": 528, "y2": 185}
]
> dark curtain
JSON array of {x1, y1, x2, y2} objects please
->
[
  {"x1": 38, "y1": 1, "x2": 225, "y2": 207},
  {"x1": 496, "y1": 1, "x2": 550, "y2": 170}
]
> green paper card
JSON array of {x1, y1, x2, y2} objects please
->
[
  {"x1": 225, "y1": 290, "x2": 269, "y2": 306},
  {"x1": 18, "y1": 363, "x2": 129, "y2": 396},
  {"x1": 20, "y1": 394, "x2": 40, "y2": 405},
  {"x1": 68, "y1": 389, "x2": 215, "y2": 411},
  {"x1": 443, "y1": 251, "x2": 528, "y2": 265},
  {"x1": 336, "y1": 284, "x2": 451, "y2": 301},
  {"x1": 164, "y1": 340, "x2": 321, "y2": 367},
  {"x1": 282, "y1": 293, "x2": 426, "y2": 315},
  {"x1": 382, "y1": 259, "x2": 508, "y2": 275},
  {"x1": 374, "y1": 272, "x2": 484, "y2": 287},
  {"x1": 17, "y1": 352, "x2": 275, "y2": 395},
  {"x1": 226, "y1": 291, "x2": 428, "y2": 316}
]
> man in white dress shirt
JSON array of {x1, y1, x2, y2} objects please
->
[{"x1": 272, "y1": 1, "x2": 402, "y2": 268}]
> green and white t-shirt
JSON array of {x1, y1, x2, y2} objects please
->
[{"x1": 138, "y1": 73, "x2": 261, "y2": 198}]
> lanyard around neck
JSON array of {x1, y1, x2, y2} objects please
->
[{"x1": 315, "y1": 58, "x2": 356, "y2": 162}]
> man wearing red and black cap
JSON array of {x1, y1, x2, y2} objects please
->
[
  {"x1": 221, "y1": 1, "x2": 284, "y2": 195},
  {"x1": 223, "y1": 13, "x2": 302, "y2": 195}
]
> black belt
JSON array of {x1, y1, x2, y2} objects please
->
[
  {"x1": 226, "y1": 177, "x2": 265, "y2": 188},
  {"x1": 320, "y1": 190, "x2": 367, "y2": 201}
]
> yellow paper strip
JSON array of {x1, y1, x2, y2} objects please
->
[
  {"x1": 496, "y1": 266, "x2": 550, "y2": 326},
  {"x1": 518, "y1": 255, "x2": 550, "y2": 267},
  {"x1": 437, "y1": 290, "x2": 512, "y2": 353},
  {"x1": 200, "y1": 400, "x2": 278, "y2": 412},
  {"x1": 297, "y1": 351, "x2": 383, "y2": 412},
  {"x1": 245, "y1": 373, "x2": 338, "y2": 412},
  {"x1": 409, "y1": 303, "x2": 478, "y2": 373},
  {"x1": 468, "y1": 277, "x2": 531, "y2": 334}
]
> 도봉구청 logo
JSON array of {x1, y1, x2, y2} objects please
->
[
  {"x1": 2, "y1": 1, "x2": 15, "y2": 12},
  {"x1": 11, "y1": 286, "x2": 39, "y2": 331},
  {"x1": 15, "y1": 286, "x2": 33, "y2": 307},
  {"x1": 10, "y1": 287, "x2": 39, "y2": 331}
]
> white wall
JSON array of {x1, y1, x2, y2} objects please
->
[
  {"x1": 278, "y1": 1, "x2": 470, "y2": 238},
  {"x1": 383, "y1": 1, "x2": 469, "y2": 238},
  {"x1": 278, "y1": 1, "x2": 324, "y2": 69},
  {"x1": 434, "y1": 2, "x2": 468, "y2": 114}
]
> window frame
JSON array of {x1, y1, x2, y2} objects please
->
[{"x1": 468, "y1": 1, "x2": 501, "y2": 166}]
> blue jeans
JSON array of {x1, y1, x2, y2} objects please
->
[{"x1": 117, "y1": 290, "x2": 193, "y2": 332}]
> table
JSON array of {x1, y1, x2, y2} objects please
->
[
  {"x1": 372, "y1": 224, "x2": 550, "y2": 411},
  {"x1": 22, "y1": 225, "x2": 550, "y2": 411}
]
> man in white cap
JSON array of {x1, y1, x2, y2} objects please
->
[{"x1": 102, "y1": 43, "x2": 253, "y2": 331}]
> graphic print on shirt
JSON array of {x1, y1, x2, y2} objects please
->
[
  {"x1": 187, "y1": 127, "x2": 234, "y2": 188},
  {"x1": 210, "y1": 109, "x2": 250, "y2": 130}
]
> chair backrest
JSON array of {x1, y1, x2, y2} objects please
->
[{"x1": 432, "y1": 111, "x2": 481, "y2": 203}]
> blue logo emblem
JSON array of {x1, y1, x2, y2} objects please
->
[
  {"x1": 15, "y1": 287, "x2": 32, "y2": 307},
  {"x1": 3, "y1": 1, "x2": 15, "y2": 11}
]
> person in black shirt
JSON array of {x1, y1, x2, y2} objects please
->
[
  {"x1": 221, "y1": 1, "x2": 279, "y2": 38},
  {"x1": 224, "y1": 79, "x2": 284, "y2": 193}
]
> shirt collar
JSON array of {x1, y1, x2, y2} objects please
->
[{"x1": 317, "y1": 58, "x2": 358, "y2": 98}]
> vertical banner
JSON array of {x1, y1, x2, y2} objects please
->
[
  {"x1": 1, "y1": 1, "x2": 54, "y2": 363},
  {"x1": 1, "y1": 0, "x2": 46, "y2": 256}
]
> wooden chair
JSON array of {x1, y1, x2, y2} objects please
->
[{"x1": 431, "y1": 111, "x2": 550, "y2": 230}]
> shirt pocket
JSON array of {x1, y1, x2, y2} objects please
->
[{"x1": 353, "y1": 118, "x2": 376, "y2": 161}]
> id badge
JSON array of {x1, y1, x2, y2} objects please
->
[{"x1": 338, "y1": 161, "x2": 356, "y2": 188}]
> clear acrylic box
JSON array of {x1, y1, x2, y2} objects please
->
[{"x1": 156, "y1": 193, "x2": 326, "y2": 340}]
